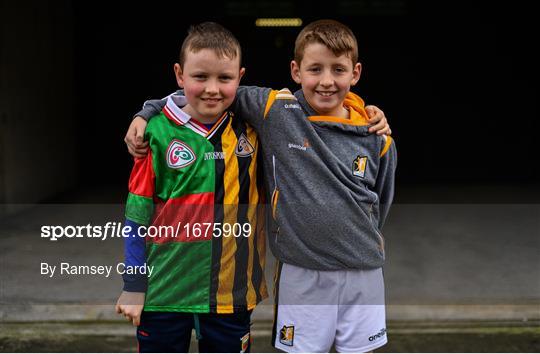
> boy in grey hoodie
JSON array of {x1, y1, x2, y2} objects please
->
[{"x1": 126, "y1": 20, "x2": 395, "y2": 353}]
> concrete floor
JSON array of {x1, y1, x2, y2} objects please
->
[{"x1": 0, "y1": 320, "x2": 539, "y2": 352}]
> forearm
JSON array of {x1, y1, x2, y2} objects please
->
[
  {"x1": 134, "y1": 91, "x2": 180, "y2": 120},
  {"x1": 122, "y1": 219, "x2": 147, "y2": 292}
]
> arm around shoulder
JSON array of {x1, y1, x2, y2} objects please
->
[
  {"x1": 233, "y1": 86, "x2": 275, "y2": 132},
  {"x1": 126, "y1": 91, "x2": 178, "y2": 158},
  {"x1": 134, "y1": 91, "x2": 180, "y2": 121}
]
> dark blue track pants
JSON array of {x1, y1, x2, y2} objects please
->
[{"x1": 136, "y1": 310, "x2": 252, "y2": 353}]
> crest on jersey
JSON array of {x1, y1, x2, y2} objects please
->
[
  {"x1": 166, "y1": 139, "x2": 196, "y2": 169},
  {"x1": 235, "y1": 133, "x2": 255, "y2": 157},
  {"x1": 279, "y1": 325, "x2": 294, "y2": 346},
  {"x1": 353, "y1": 155, "x2": 368, "y2": 178}
]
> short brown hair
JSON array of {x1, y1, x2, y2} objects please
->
[
  {"x1": 294, "y1": 19, "x2": 358, "y2": 66},
  {"x1": 179, "y1": 22, "x2": 242, "y2": 67}
]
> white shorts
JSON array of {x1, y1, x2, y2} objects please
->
[{"x1": 272, "y1": 262, "x2": 387, "y2": 353}]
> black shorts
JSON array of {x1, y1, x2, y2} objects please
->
[{"x1": 137, "y1": 310, "x2": 252, "y2": 353}]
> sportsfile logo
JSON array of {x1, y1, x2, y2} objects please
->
[{"x1": 368, "y1": 328, "x2": 386, "y2": 342}]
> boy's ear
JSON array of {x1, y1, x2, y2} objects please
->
[
  {"x1": 351, "y1": 62, "x2": 362, "y2": 86},
  {"x1": 290, "y1": 60, "x2": 302, "y2": 84},
  {"x1": 239, "y1": 67, "x2": 246, "y2": 80},
  {"x1": 174, "y1": 63, "x2": 184, "y2": 88}
]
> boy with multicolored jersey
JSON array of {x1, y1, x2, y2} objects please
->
[
  {"x1": 115, "y1": 22, "x2": 267, "y2": 353},
  {"x1": 127, "y1": 20, "x2": 395, "y2": 352}
]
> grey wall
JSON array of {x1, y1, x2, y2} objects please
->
[{"x1": 1, "y1": 1, "x2": 76, "y2": 209}]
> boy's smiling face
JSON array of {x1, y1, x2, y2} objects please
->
[
  {"x1": 291, "y1": 42, "x2": 361, "y2": 118},
  {"x1": 175, "y1": 48, "x2": 245, "y2": 124}
]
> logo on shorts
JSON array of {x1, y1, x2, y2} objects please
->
[
  {"x1": 235, "y1": 133, "x2": 255, "y2": 157},
  {"x1": 368, "y1": 328, "x2": 386, "y2": 342},
  {"x1": 240, "y1": 332, "x2": 250, "y2": 353},
  {"x1": 353, "y1": 155, "x2": 368, "y2": 178},
  {"x1": 166, "y1": 139, "x2": 196, "y2": 169},
  {"x1": 279, "y1": 325, "x2": 294, "y2": 346}
]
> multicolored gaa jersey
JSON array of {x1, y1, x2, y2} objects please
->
[{"x1": 125, "y1": 95, "x2": 267, "y2": 314}]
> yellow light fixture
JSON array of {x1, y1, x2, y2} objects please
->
[{"x1": 255, "y1": 18, "x2": 303, "y2": 27}]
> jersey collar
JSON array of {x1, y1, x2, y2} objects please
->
[
  {"x1": 162, "y1": 94, "x2": 229, "y2": 138},
  {"x1": 162, "y1": 95, "x2": 191, "y2": 126}
]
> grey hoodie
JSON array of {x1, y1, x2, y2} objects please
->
[{"x1": 136, "y1": 86, "x2": 397, "y2": 270}]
